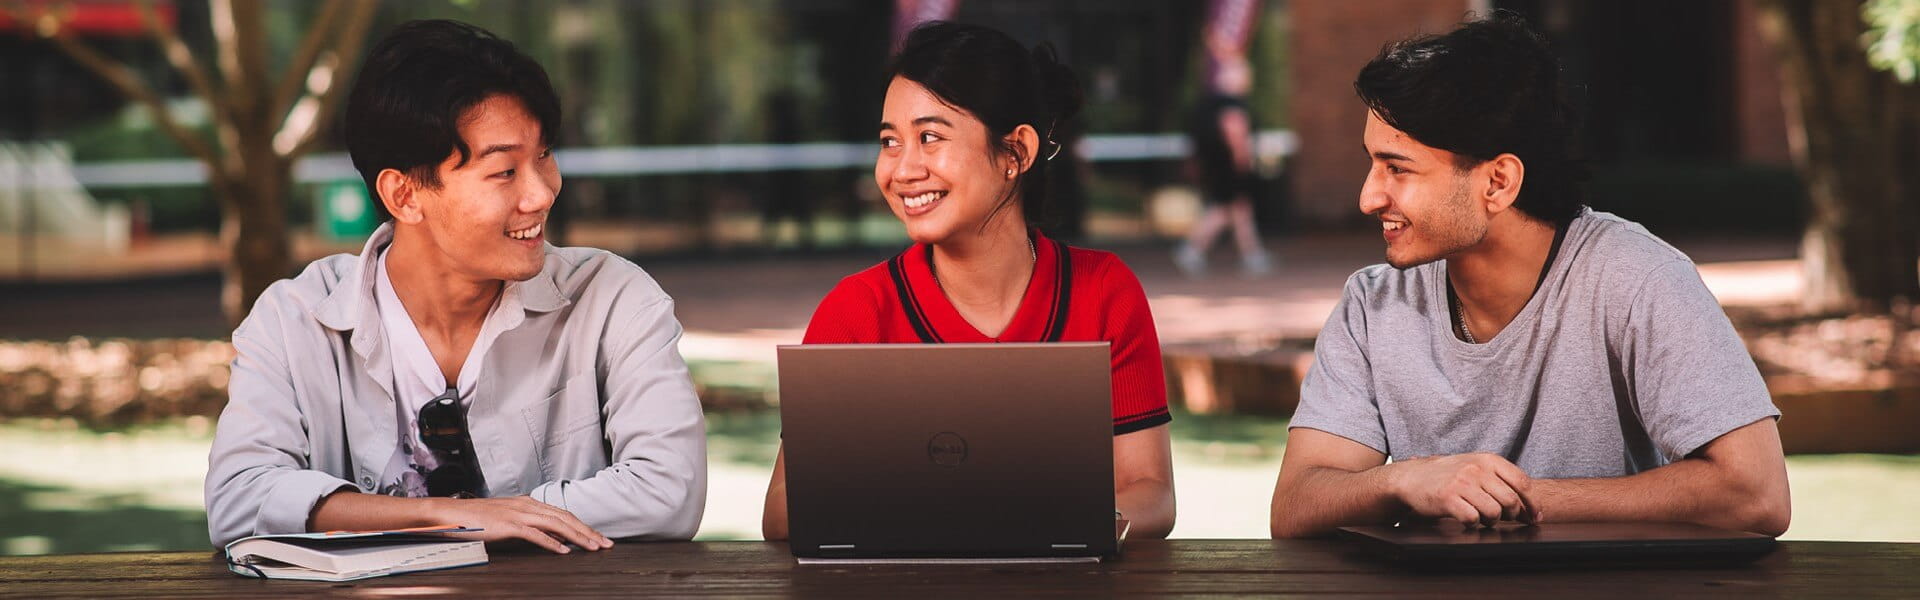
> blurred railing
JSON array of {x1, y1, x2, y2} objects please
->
[{"x1": 48, "y1": 130, "x2": 1298, "y2": 189}]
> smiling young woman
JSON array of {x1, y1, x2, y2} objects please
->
[{"x1": 760, "y1": 21, "x2": 1177, "y2": 541}]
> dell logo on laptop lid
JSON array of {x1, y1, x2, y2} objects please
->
[{"x1": 927, "y1": 432, "x2": 968, "y2": 467}]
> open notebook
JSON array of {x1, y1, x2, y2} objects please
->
[{"x1": 223, "y1": 526, "x2": 486, "y2": 582}]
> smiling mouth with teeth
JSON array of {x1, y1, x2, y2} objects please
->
[
  {"x1": 1382, "y1": 221, "x2": 1407, "y2": 231},
  {"x1": 902, "y1": 191, "x2": 946, "y2": 209},
  {"x1": 507, "y1": 222, "x2": 544, "y2": 240}
]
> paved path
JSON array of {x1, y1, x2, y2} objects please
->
[{"x1": 0, "y1": 232, "x2": 1799, "y2": 364}]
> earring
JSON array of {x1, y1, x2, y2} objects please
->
[{"x1": 1006, "y1": 168, "x2": 1015, "y2": 177}]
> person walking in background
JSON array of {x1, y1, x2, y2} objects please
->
[
  {"x1": 1175, "y1": 0, "x2": 1272, "y2": 277},
  {"x1": 762, "y1": 21, "x2": 1177, "y2": 541}
]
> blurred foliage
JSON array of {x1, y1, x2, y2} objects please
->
[
  {"x1": 1586, "y1": 161, "x2": 1808, "y2": 234},
  {"x1": 1865, "y1": 0, "x2": 1920, "y2": 82}
]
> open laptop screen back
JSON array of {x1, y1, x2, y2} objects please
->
[{"x1": 778, "y1": 343, "x2": 1114, "y2": 558}]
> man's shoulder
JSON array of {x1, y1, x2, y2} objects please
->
[
  {"x1": 1563, "y1": 211, "x2": 1697, "y2": 294},
  {"x1": 1339, "y1": 261, "x2": 1436, "y2": 305},
  {"x1": 1570, "y1": 211, "x2": 1692, "y2": 266},
  {"x1": 544, "y1": 245, "x2": 670, "y2": 306},
  {"x1": 235, "y1": 252, "x2": 364, "y2": 343}
]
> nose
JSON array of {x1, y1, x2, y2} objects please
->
[
  {"x1": 890, "y1": 144, "x2": 928, "y2": 184},
  {"x1": 1358, "y1": 167, "x2": 1389, "y2": 217},
  {"x1": 521, "y1": 167, "x2": 560, "y2": 215}
]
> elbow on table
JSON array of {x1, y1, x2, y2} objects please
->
[
  {"x1": 1732, "y1": 491, "x2": 1792, "y2": 537},
  {"x1": 1268, "y1": 497, "x2": 1327, "y2": 539}
]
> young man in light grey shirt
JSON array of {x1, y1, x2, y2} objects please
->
[
  {"x1": 1270, "y1": 15, "x2": 1788, "y2": 538},
  {"x1": 205, "y1": 20, "x2": 706, "y2": 551}
]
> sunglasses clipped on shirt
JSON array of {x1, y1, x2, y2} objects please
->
[{"x1": 418, "y1": 386, "x2": 482, "y2": 498}]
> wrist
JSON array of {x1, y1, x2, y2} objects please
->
[
  {"x1": 1376, "y1": 461, "x2": 1408, "y2": 506},
  {"x1": 420, "y1": 497, "x2": 455, "y2": 526}
]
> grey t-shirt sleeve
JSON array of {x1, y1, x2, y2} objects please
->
[
  {"x1": 1290, "y1": 272, "x2": 1389, "y2": 454},
  {"x1": 1621, "y1": 259, "x2": 1780, "y2": 460}
]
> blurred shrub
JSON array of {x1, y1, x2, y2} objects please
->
[{"x1": 0, "y1": 338, "x2": 232, "y2": 428}]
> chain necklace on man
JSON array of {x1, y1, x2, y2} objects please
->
[
  {"x1": 1453, "y1": 293, "x2": 1478, "y2": 344},
  {"x1": 1448, "y1": 222, "x2": 1570, "y2": 345}
]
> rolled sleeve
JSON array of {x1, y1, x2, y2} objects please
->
[{"x1": 204, "y1": 303, "x2": 354, "y2": 548}]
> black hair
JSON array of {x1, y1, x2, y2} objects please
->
[
  {"x1": 1354, "y1": 11, "x2": 1587, "y2": 225},
  {"x1": 887, "y1": 21, "x2": 1084, "y2": 228},
  {"x1": 343, "y1": 19, "x2": 562, "y2": 221}
]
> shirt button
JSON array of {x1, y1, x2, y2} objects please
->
[{"x1": 361, "y1": 476, "x2": 374, "y2": 487}]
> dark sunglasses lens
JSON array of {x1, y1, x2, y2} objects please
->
[
  {"x1": 426, "y1": 463, "x2": 475, "y2": 497},
  {"x1": 418, "y1": 398, "x2": 466, "y2": 453}
]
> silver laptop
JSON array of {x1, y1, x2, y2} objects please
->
[{"x1": 777, "y1": 342, "x2": 1117, "y2": 560}]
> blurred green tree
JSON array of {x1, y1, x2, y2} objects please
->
[
  {"x1": 10, "y1": 0, "x2": 378, "y2": 326},
  {"x1": 1760, "y1": 0, "x2": 1920, "y2": 313}
]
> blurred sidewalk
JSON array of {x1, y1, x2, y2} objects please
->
[{"x1": 0, "y1": 229, "x2": 1801, "y2": 360}]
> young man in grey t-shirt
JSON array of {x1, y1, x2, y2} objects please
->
[{"x1": 1269, "y1": 15, "x2": 1789, "y2": 538}]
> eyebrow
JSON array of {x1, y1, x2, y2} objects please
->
[
  {"x1": 879, "y1": 115, "x2": 954, "y2": 131},
  {"x1": 1370, "y1": 150, "x2": 1414, "y2": 163},
  {"x1": 474, "y1": 143, "x2": 522, "y2": 160}
]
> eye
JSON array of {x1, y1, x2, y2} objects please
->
[
  {"x1": 495, "y1": 168, "x2": 516, "y2": 179},
  {"x1": 537, "y1": 148, "x2": 552, "y2": 160},
  {"x1": 1385, "y1": 164, "x2": 1407, "y2": 175},
  {"x1": 920, "y1": 131, "x2": 941, "y2": 144},
  {"x1": 880, "y1": 136, "x2": 900, "y2": 149}
]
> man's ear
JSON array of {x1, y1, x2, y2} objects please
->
[
  {"x1": 376, "y1": 169, "x2": 424, "y2": 224},
  {"x1": 1002, "y1": 123, "x2": 1042, "y2": 178},
  {"x1": 1480, "y1": 153, "x2": 1525, "y2": 216}
]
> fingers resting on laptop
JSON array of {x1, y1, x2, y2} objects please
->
[{"x1": 1387, "y1": 453, "x2": 1541, "y2": 528}]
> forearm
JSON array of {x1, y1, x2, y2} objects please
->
[
  {"x1": 762, "y1": 449, "x2": 789, "y2": 540},
  {"x1": 1532, "y1": 459, "x2": 1790, "y2": 535},
  {"x1": 1270, "y1": 464, "x2": 1404, "y2": 538},
  {"x1": 1115, "y1": 477, "x2": 1175, "y2": 539},
  {"x1": 310, "y1": 491, "x2": 455, "y2": 532}
]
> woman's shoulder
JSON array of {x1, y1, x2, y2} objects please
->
[{"x1": 1062, "y1": 244, "x2": 1136, "y2": 286}]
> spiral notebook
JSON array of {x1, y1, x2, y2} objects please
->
[{"x1": 223, "y1": 526, "x2": 486, "y2": 582}]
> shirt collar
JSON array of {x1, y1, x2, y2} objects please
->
[{"x1": 314, "y1": 221, "x2": 572, "y2": 333}]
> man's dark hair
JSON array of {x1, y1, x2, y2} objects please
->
[
  {"x1": 1355, "y1": 12, "x2": 1587, "y2": 225},
  {"x1": 344, "y1": 19, "x2": 562, "y2": 221},
  {"x1": 888, "y1": 21, "x2": 1084, "y2": 228}
]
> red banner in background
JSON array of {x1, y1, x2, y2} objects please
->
[{"x1": 0, "y1": 0, "x2": 175, "y2": 38}]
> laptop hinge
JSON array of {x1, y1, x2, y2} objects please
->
[
  {"x1": 1050, "y1": 543, "x2": 1089, "y2": 549},
  {"x1": 819, "y1": 544, "x2": 856, "y2": 550}
]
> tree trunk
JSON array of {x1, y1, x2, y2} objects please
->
[
  {"x1": 1761, "y1": 0, "x2": 1920, "y2": 314},
  {"x1": 215, "y1": 160, "x2": 291, "y2": 328}
]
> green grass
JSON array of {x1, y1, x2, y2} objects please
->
[{"x1": 2, "y1": 415, "x2": 1916, "y2": 555}]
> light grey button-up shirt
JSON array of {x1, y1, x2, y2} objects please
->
[{"x1": 205, "y1": 223, "x2": 707, "y2": 547}]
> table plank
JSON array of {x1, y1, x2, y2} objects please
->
[{"x1": 1, "y1": 540, "x2": 1915, "y2": 598}]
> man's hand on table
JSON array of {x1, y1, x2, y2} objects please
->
[
  {"x1": 1385, "y1": 453, "x2": 1541, "y2": 528},
  {"x1": 433, "y1": 496, "x2": 613, "y2": 554}
]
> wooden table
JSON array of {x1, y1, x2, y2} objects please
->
[{"x1": 2, "y1": 539, "x2": 1916, "y2": 597}]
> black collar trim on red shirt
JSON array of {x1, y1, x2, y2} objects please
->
[
  {"x1": 1039, "y1": 238, "x2": 1072, "y2": 342},
  {"x1": 890, "y1": 231, "x2": 1075, "y2": 343},
  {"x1": 887, "y1": 253, "x2": 942, "y2": 343}
]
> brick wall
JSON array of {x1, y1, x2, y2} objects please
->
[{"x1": 1286, "y1": 0, "x2": 1474, "y2": 225}]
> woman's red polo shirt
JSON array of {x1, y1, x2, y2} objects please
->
[{"x1": 801, "y1": 231, "x2": 1171, "y2": 435}]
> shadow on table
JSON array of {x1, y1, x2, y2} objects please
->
[{"x1": 0, "y1": 478, "x2": 208, "y2": 556}]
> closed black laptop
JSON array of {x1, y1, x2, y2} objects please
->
[{"x1": 1338, "y1": 522, "x2": 1777, "y2": 570}]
